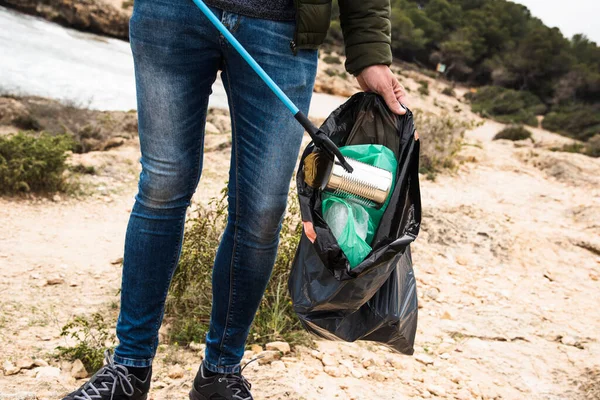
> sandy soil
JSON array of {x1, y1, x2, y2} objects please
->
[{"x1": 1, "y1": 80, "x2": 600, "y2": 399}]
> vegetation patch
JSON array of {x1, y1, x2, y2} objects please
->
[
  {"x1": 165, "y1": 188, "x2": 309, "y2": 347},
  {"x1": 56, "y1": 313, "x2": 116, "y2": 374},
  {"x1": 466, "y1": 86, "x2": 545, "y2": 126},
  {"x1": 0, "y1": 132, "x2": 73, "y2": 194},
  {"x1": 551, "y1": 135, "x2": 600, "y2": 158},
  {"x1": 415, "y1": 111, "x2": 472, "y2": 180},
  {"x1": 542, "y1": 104, "x2": 600, "y2": 142},
  {"x1": 418, "y1": 80, "x2": 430, "y2": 96},
  {"x1": 493, "y1": 125, "x2": 532, "y2": 141}
]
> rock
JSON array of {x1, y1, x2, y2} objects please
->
[
  {"x1": 350, "y1": 368, "x2": 364, "y2": 378},
  {"x1": 265, "y1": 341, "x2": 291, "y2": 354},
  {"x1": 441, "y1": 311, "x2": 453, "y2": 320},
  {"x1": 368, "y1": 370, "x2": 387, "y2": 382},
  {"x1": 208, "y1": 115, "x2": 231, "y2": 133},
  {"x1": 439, "y1": 353, "x2": 450, "y2": 360},
  {"x1": 426, "y1": 384, "x2": 446, "y2": 397},
  {"x1": 310, "y1": 350, "x2": 323, "y2": 360},
  {"x1": 167, "y1": 364, "x2": 185, "y2": 379},
  {"x1": 250, "y1": 344, "x2": 263, "y2": 354},
  {"x1": 35, "y1": 366, "x2": 61, "y2": 379},
  {"x1": 425, "y1": 288, "x2": 440, "y2": 301},
  {"x1": 560, "y1": 335, "x2": 579, "y2": 347},
  {"x1": 154, "y1": 381, "x2": 167, "y2": 389},
  {"x1": 45, "y1": 277, "x2": 65, "y2": 286},
  {"x1": 52, "y1": 194, "x2": 62, "y2": 202},
  {"x1": 361, "y1": 356, "x2": 375, "y2": 368},
  {"x1": 455, "y1": 388, "x2": 474, "y2": 400},
  {"x1": 16, "y1": 357, "x2": 36, "y2": 370},
  {"x1": 270, "y1": 361, "x2": 286, "y2": 371},
  {"x1": 321, "y1": 354, "x2": 338, "y2": 367},
  {"x1": 110, "y1": 257, "x2": 124, "y2": 265},
  {"x1": 324, "y1": 366, "x2": 342, "y2": 377},
  {"x1": 205, "y1": 122, "x2": 220, "y2": 134},
  {"x1": 189, "y1": 342, "x2": 206, "y2": 352},
  {"x1": 71, "y1": 359, "x2": 88, "y2": 379},
  {"x1": 257, "y1": 350, "x2": 281, "y2": 365},
  {"x1": 414, "y1": 354, "x2": 434, "y2": 366},
  {"x1": 243, "y1": 350, "x2": 254, "y2": 359},
  {"x1": 3, "y1": 361, "x2": 20, "y2": 375},
  {"x1": 456, "y1": 255, "x2": 469, "y2": 266},
  {"x1": 34, "y1": 359, "x2": 49, "y2": 367},
  {"x1": 102, "y1": 137, "x2": 125, "y2": 151}
]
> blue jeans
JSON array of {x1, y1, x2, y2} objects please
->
[{"x1": 113, "y1": 0, "x2": 317, "y2": 374}]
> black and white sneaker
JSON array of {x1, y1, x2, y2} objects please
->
[
  {"x1": 62, "y1": 350, "x2": 151, "y2": 400},
  {"x1": 189, "y1": 363, "x2": 253, "y2": 400}
]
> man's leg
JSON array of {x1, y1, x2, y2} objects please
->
[
  {"x1": 114, "y1": 0, "x2": 222, "y2": 368},
  {"x1": 203, "y1": 12, "x2": 318, "y2": 373}
]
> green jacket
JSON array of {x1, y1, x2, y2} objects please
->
[{"x1": 293, "y1": 0, "x2": 392, "y2": 76}]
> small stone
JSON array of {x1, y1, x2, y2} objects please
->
[
  {"x1": 34, "y1": 359, "x2": 49, "y2": 367},
  {"x1": 350, "y1": 368, "x2": 364, "y2": 378},
  {"x1": 425, "y1": 288, "x2": 439, "y2": 301},
  {"x1": 3, "y1": 361, "x2": 20, "y2": 375},
  {"x1": 71, "y1": 359, "x2": 88, "y2": 379},
  {"x1": 455, "y1": 255, "x2": 468, "y2": 266},
  {"x1": 590, "y1": 273, "x2": 598, "y2": 281},
  {"x1": 243, "y1": 350, "x2": 254, "y2": 359},
  {"x1": 455, "y1": 388, "x2": 474, "y2": 400},
  {"x1": 426, "y1": 384, "x2": 446, "y2": 397},
  {"x1": 361, "y1": 357, "x2": 374, "y2": 368},
  {"x1": 35, "y1": 366, "x2": 61, "y2": 379},
  {"x1": 53, "y1": 194, "x2": 62, "y2": 202},
  {"x1": 369, "y1": 370, "x2": 387, "y2": 382},
  {"x1": 257, "y1": 350, "x2": 280, "y2": 365},
  {"x1": 439, "y1": 353, "x2": 450, "y2": 360},
  {"x1": 270, "y1": 361, "x2": 286, "y2": 371},
  {"x1": 321, "y1": 354, "x2": 338, "y2": 367},
  {"x1": 189, "y1": 342, "x2": 206, "y2": 352},
  {"x1": 167, "y1": 364, "x2": 185, "y2": 379},
  {"x1": 111, "y1": 257, "x2": 124, "y2": 265},
  {"x1": 414, "y1": 354, "x2": 434, "y2": 366},
  {"x1": 154, "y1": 381, "x2": 167, "y2": 389},
  {"x1": 16, "y1": 357, "x2": 36, "y2": 370},
  {"x1": 441, "y1": 311, "x2": 453, "y2": 320},
  {"x1": 205, "y1": 122, "x2": 220, "y2": 134},
  {"x1": 250, "y1": 344, "x2": 263, "y2": 354},
  {"x1": 45, "y1": 277, "x2": 65, "y2": 286},
  {"x1": 324, "y1": 366, "x2": 341, "y2": 377},
  {"x1": 560, "y1": 335, "x2": 583, "y2": 348},
  {"x1": 265, "y1": 341, "x2": 291, "y2": 354},
  {"x1": 310, "y1": 350, "x2": 323, "y2": 360}
]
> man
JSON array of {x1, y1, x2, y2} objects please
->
[{"x1": 63, "y1": 0, "x2": 408, "y2": 399}]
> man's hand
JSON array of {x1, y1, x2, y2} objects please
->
[{"x1": 356, "y1": 65, "x2": 408, "y2": 115}]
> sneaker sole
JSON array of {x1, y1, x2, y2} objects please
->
[{"x1": 189, "y1": 387, "x2": 209, "y2": 400}]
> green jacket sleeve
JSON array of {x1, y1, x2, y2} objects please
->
[{"x1": 338, "y1": 0, "x2": 393, "y2": 76}]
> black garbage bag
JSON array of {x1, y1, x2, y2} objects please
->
[{"x1": 289, "y1": 92, "x2": 421, "y2": 354}]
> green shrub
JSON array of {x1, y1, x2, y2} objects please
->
[
  {"x1": 12, "y1": 114, "x2": 42, "y2": 131},
  {"x1": 56, "y1": 313, "x2": 116, "y2": 374},
  {"x1": 322, "y1": 55, "x2": 342, "y2": 65},
  {"x1": 493, "y1": 125, "x2": 532, "y2": 141},
  {"x1": 165, "y1": 188, "x2": 308, "y2": 347},
  {"x1": 418, "y1": 80, "x2": 430, "y2": 96},
  {"x1": 442, "y1": 87, "x2": 456, "y2": 97},
  {"x1": 466, "y1": 86, "x2": 545, "y2": 126},
  {"x1": 0, "y1": 132, "x2": 73, "y2": 194},
  {"x1": 416, "y1": 111, "x2": 471, "y2": 180},
  {"x1": 551, "y1": 135, "x2": 600, "y2": 158},
  {"x1": 542, "y1": 104, "x2": 600, "y2": 142}
]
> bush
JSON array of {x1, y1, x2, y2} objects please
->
[
  {"x1": 0, "y1": 132, "x2": 73, "y2": 194},
  {"x1": 56, "y1": 313, "x2": 116, "y2": 374},
  {"x1": 322, "y1": 55, "x2": 342, "y2": 65},
  {"x1": 466, "y1": 86, "x2": 545, "y2": 126},
  {"x1": 165, "y1": 188, "x2": 308, "y2": 347},
  {"x1": 551, "y1": 135, "x2": 600, "y2": 158},
  {"x1": 542, "y1": 104, "x2": 600, "y2": 142},
  {"x1": 418, "y1": 80, "x2": 430, "y2": 96},
  {"x1": 416, "y1": 111, "x2": 472, "y2": 180},
  {"x1": 493, "y1": 125, "x2": 532, "y2": 141},
  {"x1": 442, "y1": 87, "x2": 456, "y2": 97}
]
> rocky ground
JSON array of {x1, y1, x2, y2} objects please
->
[
  {"x1": 1, "y1": 4, "x2": 600, "y2": 397},
  {"x1": 1, "y1": 83, "x2": 600, "y2": 399}
]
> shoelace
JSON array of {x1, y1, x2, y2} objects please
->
[
  {"x1": 73, "y1": 350, "x2": 135, "y2": 400},
  {"x1": 218, "y1": 357, "x2": 260, "y2": 400}
]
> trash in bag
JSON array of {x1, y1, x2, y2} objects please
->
[
  {"x1": 322, "y1": 144, "x2": 398, "y2": 268},
  {"x1": 289, "y1": 92, "x2": 421, "y2": 355}
]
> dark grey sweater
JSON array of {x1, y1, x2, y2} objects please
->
[{"x1": 205, "y1": 0, "x2": 295, "y2": 21}]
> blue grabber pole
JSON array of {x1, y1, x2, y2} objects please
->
[{"x1": 191, "y1": 0, "x2": 353, "y2": 173}]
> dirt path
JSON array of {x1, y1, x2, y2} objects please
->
[{"x1": 1, "y1": 120, "x2": 599, "y2": 399}]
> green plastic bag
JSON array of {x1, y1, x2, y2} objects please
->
[{"x1": 322, "y1": 144, "x2": 397, "y2": 268}]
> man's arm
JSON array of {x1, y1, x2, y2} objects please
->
[{"x1": 338, "y1": 0, "x2": 408, "y2": 115}]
